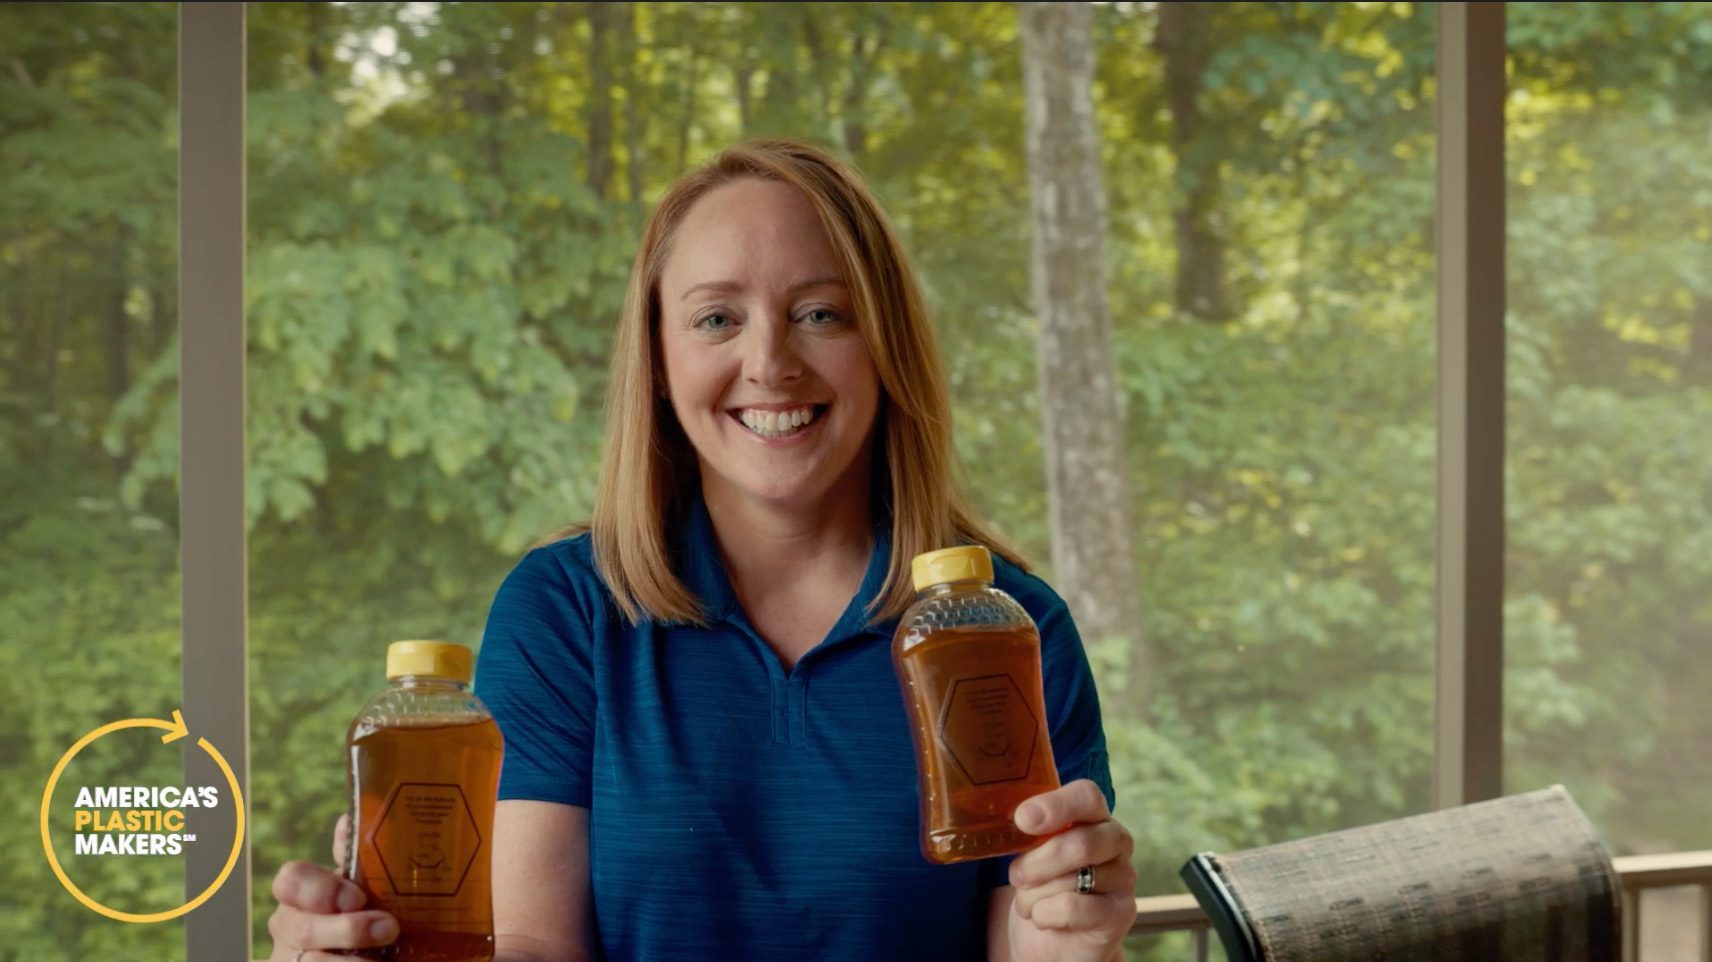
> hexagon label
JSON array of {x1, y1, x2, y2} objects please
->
[
  {"x1": 373, "y1": 782, "x2": 482, "y2": 897},
  {"x1": 937, "y1": 674, "x2": 1039, "y2": 786}
]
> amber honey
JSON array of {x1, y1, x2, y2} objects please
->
[
  {"x1": 346, "y1": 642, "x2": 502, "y2": 962},
  {"x1": 893, "y1": 547, "x2": 1062, "y2": 865}
]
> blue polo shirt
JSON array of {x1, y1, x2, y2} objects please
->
[{"x1": 473, "y1": 494, "x2": 1114, "y2": 962}]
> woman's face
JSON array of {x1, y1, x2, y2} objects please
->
[{"x1": 656, "y1": 177, "x2": 881, "y2": 513}]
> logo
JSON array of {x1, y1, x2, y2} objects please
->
[{"x1": 39, "y1": 709, "x2": 247, "y2": 923}]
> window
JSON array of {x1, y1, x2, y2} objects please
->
[
  {"x1": 1506, "y1": 3, "x2": 1712, "y2": 953},
  {"x1": 7, "y1": 4, "x2": 1709, "y2": 960},
  {"x1": 0, "y1": 3, "x2": 182, "y2": 957}
]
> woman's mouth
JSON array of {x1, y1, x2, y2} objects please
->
[{"x1": 731, "y1": 404, "x2": 824, "y2": 439}]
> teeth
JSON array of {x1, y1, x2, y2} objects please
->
[{"x1": 738, "y1": 406, "x2": 818, "y2": 438}]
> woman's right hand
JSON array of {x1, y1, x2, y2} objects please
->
[{"x1": 267, "y1": 813, "x2": 399, "y2": 961}]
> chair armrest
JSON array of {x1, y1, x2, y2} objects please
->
[{"x1": 1180, "y1": 853, "x2": 1265, "y2": 962}]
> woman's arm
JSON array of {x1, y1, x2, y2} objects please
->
[
  {"x1": 492, "y1": 800, "x2": 594, "y2": 962},
  {"x1": 474, "y1": 545, "x2": 601, "y2": 961}
]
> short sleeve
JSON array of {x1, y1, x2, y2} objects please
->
[
  {"x1": 1034, "y1": 600, "x2": 1115, "y2": 808},
  {"x1": 978, "y1": 598, "x2": 1115, "y2": 891},
  {"x1": 473, "y1": 544, "x2": 598, "y2": 808}
]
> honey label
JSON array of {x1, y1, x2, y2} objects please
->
[
  {"x1": 371, "y1": 782, "x2": 482, "y2": 897},
  {"x1": 935, "y1": 674, "x2": 1040, "y2": 785}
]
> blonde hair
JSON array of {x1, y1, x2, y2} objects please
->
[{"x1": 566, "y1": 138, "x2": 1026, "y2": 625}]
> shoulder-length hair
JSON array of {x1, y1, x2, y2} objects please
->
[{"x1": 572, "y1": 138, "x2": 1026, "y2": 625}]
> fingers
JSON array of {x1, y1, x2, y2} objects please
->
[
  {"x1": 332, "y1": 813, "x2": 351, "y2": 871},
  {"x1": 272, "y1": 860, "x2": 367, "y2": 914},
  {"x1": 1013, "y1": 779, "x2": 1110, "y2": 835},
  {"x1": 274, "y1": 951, "x2": 373, "y2": 962},
  {"x1": 1025, "y1": 889, "x2": 1135, "y2": 932},
  {"x1": 267, "y1": 859, "x2": 397, "y2": 957},
  {"x1": 1012, "y1": 854, "x2": 1136, "y2": 920},
  {"x1": 1009, "y1": 819, "x2": 1134, "y2": 888},
  {"x1": 266, "y1": 904, "x2": 398, "y2": 955}
]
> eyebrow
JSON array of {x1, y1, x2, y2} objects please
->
[{"x1": 679, "y1": 276, "x2": 847, "y2": 302}]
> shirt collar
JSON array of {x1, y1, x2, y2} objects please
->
[{"x1": 676, "y1": 491, "x2": 896, "y2": 641}]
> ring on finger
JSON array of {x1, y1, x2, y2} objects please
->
[
  {"x1": 292, "y1": 950, "x2": 307, "y2": 962},
  {"x1": 1076, "y1": 864, "x2": 1096, "y2": 895}
]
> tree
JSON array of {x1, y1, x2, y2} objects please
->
[
  {"x1": 1020, "y1": 1, "x2": 1147, "y2": 712},
  {"x1": 1154, "y1": 1, "x2": 1231, "y2": 322},
  {"x1": 585, "y1": 1, "x2": 615, "y2": 199}
]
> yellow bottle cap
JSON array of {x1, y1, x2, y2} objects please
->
[
  {"x1": 910, "y1": 545, "x2": 995, "y2": 592},
  {"x1": 386, "y1": 640, "x2": 473, "y2": 683}
]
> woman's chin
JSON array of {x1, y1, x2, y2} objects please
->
[
  {"x1": 707, "y1": 469, "x2": 837, "y2": 512},
  {"x1": 697, "y1": 441, "x2": 873, "y2": 514}
]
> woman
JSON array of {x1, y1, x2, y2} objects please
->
[{"x1": 268, "y1": 139, "x2": 1137, "y2": 962}]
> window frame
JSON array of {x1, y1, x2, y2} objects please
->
[{"x1": 180, "y1": 4, "x2": 249, "y2": 959}]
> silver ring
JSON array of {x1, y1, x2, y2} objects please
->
[
  {"x1": 292, "y1": 951, "x2": 307, "y2": 962},
  {"x1": 1076, "y1": 864, "x2": 1096, "y2": 895}
]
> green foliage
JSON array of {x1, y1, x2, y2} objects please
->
[
  {"x1": 0, "y1": 482, "x2": 184, "y2": 959},
  {"x1": 4, "y1": 3, "x2": 1711, "y2": 960}
]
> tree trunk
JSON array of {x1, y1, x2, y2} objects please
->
[
  {"x1": 1690, "y1": 295, "x2": 1712, "y2": 375},
  {"x1": 7, "y1": 264, "x2": 38, "y2": 400},
  {"x1": 42, "y1": 273, "x2": 69, "y2": 416},
  {"x1": 1154, "y1": 1, "x2": 1231, "y2": 322},
  {"x1": 734, "y1": 63, "x2": 755, "y2": 137},
  {"x1": 841, "y1": 32, "x2": 882, "y2": 159},
  {"x1": 621, "y1": 2, "x2": 645, "y2": 210},
  {"x1": 800, "y1": 15, "x2": 836, "y2": 134},
  {"x1": 586, "y1": 1, "x2": 615, "y2": 200},
  {"x1": 677, "y1": 43, "x2": 698, "y2": 174},
  {"x1": 1020, "y1": 1, "x2": 1148, "y2": 711},
  {"x1": 106, "y1": 230, "x2": 131, "y2": 406},
  {"x1": 448, "y1": 23, "x2": 506, "y2": 213},
  {"x1": 306, "y1": 1, "x2": 327, "y2": 79}
]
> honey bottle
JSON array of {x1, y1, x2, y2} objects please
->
[
  {"x1": 892, "y1": 546, "x2": 1060, "y2": 863},
  {"x1": 346, "y1": 641, "x2": 503, "y2": 961}
]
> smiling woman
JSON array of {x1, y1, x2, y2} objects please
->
[
  {"x1": 587, "y1": 141, "x2": 1032, "y2": 629},
  {"x1": 657, "y1": 177, "x2": 880, "y2": 524},
  {"x1": 264, "y1": 138, "x2": 1132, "y2": 962}
]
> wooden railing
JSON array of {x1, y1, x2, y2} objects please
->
[
  {"x1": 1127, "y1": 850, "x2": 1712, "y2": 961},
  {"x1": 1617, "y1": 852, "x2": 1712, "y2": 962},
  {"x1": 1126, "y1": 893, "x2": 1216, "y2": 960}
]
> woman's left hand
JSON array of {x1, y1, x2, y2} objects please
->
[{"x1": 1003, "y1": 779, "x2": 1137, "y2": 962}]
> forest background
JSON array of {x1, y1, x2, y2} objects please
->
[{"x1": 3, "y1": 2, "x2": 1710, "y2": 958}]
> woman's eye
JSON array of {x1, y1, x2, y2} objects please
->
[
  {"x1": 802, "y1": 308, "x2": 840, "y2": 326},
  {"x1": 697, "y1": 313, "x2": 732, "y2": 330}
]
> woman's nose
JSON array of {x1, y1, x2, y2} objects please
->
[{"x1": 741, "y1": 314, "x2": 804, "y2": 386}]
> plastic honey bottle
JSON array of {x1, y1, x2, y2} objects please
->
[
  {"x1": 346, "y1": 641, "x2": 503, "y2": 961},
  {"x1": 892, "y1": 546, "x2": 1060, "y2": 863}
]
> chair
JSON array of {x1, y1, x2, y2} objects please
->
[{"x1": 1180, "y1": 785, "x2": 1621, "y2": 962}]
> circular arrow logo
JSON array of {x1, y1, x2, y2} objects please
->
[{"x1": 39, "y1": 709, "x2": 247, "y2": 923}]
